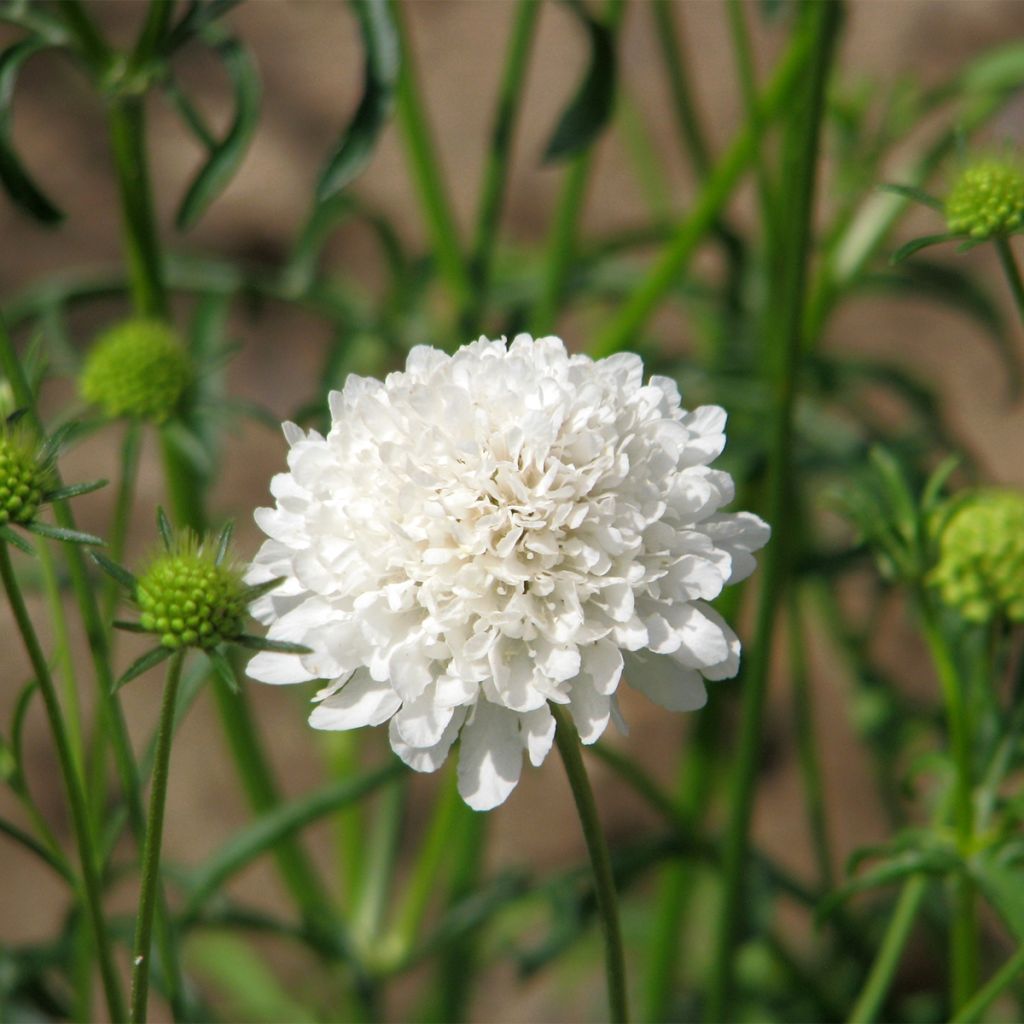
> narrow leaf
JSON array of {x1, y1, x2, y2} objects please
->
[
  {"x1": 91, "y1": 551, "x2": 138, "y2": 592},
  {"x1": 0, "y1": 815, "x2": 75, "y2": 884},
  {"x1": 161, "y1": 419, "x2": 215, "y2": 479},
  {"x1": 11, "y1": 679, "x2": 38, "y2": 782},
  {"x1": 114, "y1": 646, "x2": 174, "y2": 692},
  {"x1": 214, "y1": 519, "x2": 234, "y2": 566},
  {"x1": 877, "y1": 182, "x2": 943, "y2": 212},
  {"x1": 316, "y1": 0, "x2": 399, "y2": 200},
  {"x1": 542, "y1": 4, "x2": 616, "y2": 163},
  {"x1": 241, "y1": 577, "x2": 284, "y2": 602},
  {"x1": 176, "y1": 36, "x2": 261, "y2": 229},
  {"x1": 183, "y1": 762, "x2": 404, "y2": 919},
  {"x1": 972, "y1": 855, "x2": 1024, "y2": 941},
  {"x1": 890, "y1": 233, "x2": 956, "y2": 264},
  {"x1": 206, "y1": 646, "x2": 238, "y2": 693},
  {"x1": 46, "y1": 478, "x2": 108, "y2": 502},
  {"x1": 0, "y1": 39, "x2": 64, "y2": 224},
  {"x1": 25, "y1": 521, "x2": 104, "y2": 547},
  {"x1": 37, "y1": 419, "x2": 78, "y2": 462},
  {"x1": 156, "y1": 506, "x2": 174, "y2": 551},
  {"x1": 0, "y1": 524, "x2": 35, "y2": 555},
  {"x1": 113, "y1": 619, "x2": 149, "y2": 634},
  {"x1": 234, "y1": 634, "x2": 311, "y2": 655}
]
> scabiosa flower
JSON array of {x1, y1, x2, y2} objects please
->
[
  {"x1": 929, "y1": 489, "x2": 1024, "y2": 623},
  {"x1": 945, "y1": 156, "x2": 1024, "y2": 240},
  {"x1": 247, "y1": 336, "x2": 770, "y2": 809},
  {"x1": 80, "y1": 318, "x2": 192, "y2": 423}
]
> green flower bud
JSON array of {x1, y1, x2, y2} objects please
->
[
  {"x1": 80, "y1": 318, "x2": 192, "y2": 423},
  {"x1": 0, "y1": 427, "x2": 49, "y2": 526},
  {"x1": 929, "y1": 489, "x2": 1024, "y2": 623},
  {"x1": 945, "y1": 157, "x2": 1024, "y2": 239},
  {"x1": 136, "y1": 538, "x2": 247, "y2": 649}
]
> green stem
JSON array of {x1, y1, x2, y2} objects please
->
[
  {"x1": 591, "y1": 14, "x2": 817, "y2": 359},
  {"x1": 551, "y1": 704, "x2": 629, "y2": 1023},
  {"x1": 952, "y1": 943, "x2": 1024, "y2": 1024},
  {"x1": 847, "y1": 876, "x2": 928, "y2": 1023},
  {"x1": 391, "y1": 0, "x2": 473, "y2": 317},
  {"x1": 994, "y1": 235, "x2": 1024, "y2": 343},
  {"x1": 531, "y1": 0, "x2": 625, "y2": 337},
  {"x1": 130, "y1": 649, "x2": 184, "y2": 1024},
  {"x1": 354, "y1": 778, "x2": 406, "y2": 953},
  {"x1": 56, "y1": 0, "x2": 111, "y2": 72},
  {"x1": 705, "y1": 6, "x2": 841, "y2": 1019},
  {"x1": 0, "y1": 539, "x2": 126, "y2": 1023},
  {"x1": 462, "y1": 0, "x2": 540, "y2": 334},
  {"x1": 919, "y1": 600, "x2": 978, "y2": 1011},
  {"x1": 107, "y1": 97, "x2": 168, "y2": 320},
  {"x1": 103, "y1": 421, "x2": 143, "y2": 623}
]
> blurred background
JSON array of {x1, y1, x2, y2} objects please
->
[{"x1": 2, "y1": 2, "x2": 1024, "y2": 1020}]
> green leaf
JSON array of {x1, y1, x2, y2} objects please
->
[
  {"x1": 0, "y1": 815, "x2": 75, "y2": 884},
  {"x1": 161, "y1": 419, "x2": 215, "y2": 479},
  {"x1": 972, "y1": 854, "x2": 1024, "y2": 941},
  {"x1": 10, "y1": 680, "x2": 38, "y2": 786},
  {"x1": 921, "y1": 454, "x2": 962, "y2": 515},
  {"x1": 877, "y1": 182, "x2": 943, "y2": 212},
  {"x1": 165, "y1": 0, "x2": 244, "y2": 53},
  {"x1": 182, "y1": 762, "x2": 404, "y2": 920},
  {"x1": 214, "y1": 519, "x2": 234, "y2": 566},
  {"x1": 0, "y1": 39, "x2": 64, "y2": 224},
  {"x1": 113, "y1": 619, "x2": 149, "y2": 634},
  {"x1": 38, "y1": 419, "x2": 79, "y2": 463},
  {"x1": 91, "y1": 551, "x2": 138, "y2": 592},
  {"x1": 0, "y1": 525, "x2": 35, "y2": 555},
  {"x1": 316, "y1": 0, "x2": 399, "y2": 200},
  {"x1": 542, "y1": 3, "x2": 616, "y2": 162},
  {"x1": 24, "y1": 521, "x2": 104, "y2": 547},
  {"x1": 890, "y1": 233, "x2": 956, "y2": 264},
  {"x1": 175, "y1": 36, "x2": 261, "y2": 229},
  {"x1": 234, "y1": 634, "x2": 310, "y2": 655},
  {"x1": 114, "y1": 645, "x2": 174, "y2": 693},
  {"x1": 45, "y1": 478, "x2": 107, "y2": 502},
  {"x1": 156, "y1": 505, "x2": 175, "y2": 552},
  {"x1": 240, "y1": 577, "x2": 284, "y2": 602},
  {"x1": 206, "y1": 646, "x2": 238, "y2": 693}
]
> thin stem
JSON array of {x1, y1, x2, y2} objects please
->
[
  {"x1": 353, "y1": 778, "x2": 406, "y2": 952},
  {"x1": 847, "y1": 876, "x2": 928, "y2": 1023},
  {"x1": 995, "y1": 236, "x2": 1024, "y2": 335},
  {"x1": 0, "y1": 539, "x2": 127, "y2": 1023},
  {"x1": 103, "y1": 421, "x2": 144, "y2": 623},
  {"x1": 391, "y1": 0, "x2": 473, "y2": 317},
  {"x1": 952, "y1": 943, "x2": 1024, "y2": 1024},
  {"x1": 130, "y1": 649, "x2": 184, "y2": 1024},
  {"x1": 591, "y1": 15, "x2": 817, "y2": 358},
  {"x1": 919, "y1": 600, "x2": 978, "y2": 1011},
  {"x1": 56, "y1": 0, "x2": 111, "y2": 72},
  {"x1": 551, "y1": 704, "x2": 628, "y2": 1023},
  {"x1": 462, "y1": 0, "x2": 540, "y2": 334},
  {"x1": 531, "y1": 0, "x2": 624, "y2": 337},
  {"x1": 108, "y1": 97, "x2": 169, "y2": 320},
  {"x1": 705, "y1": 5, "x2": 841, "y2": 1019}
]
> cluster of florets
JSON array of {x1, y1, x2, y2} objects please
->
[
  {"x1": 137, "y1": 540, "x2": 247, "y2": 649},
  {"x1": 945, "y1": 158, "x2": 1024, "y2": 239},
  {"x1": 929, "y1": 489, "x2": 1024, "y2": 623},
  {"x1": 80, "y1": 318, "x2": 192, "y2": 423},
  {"x1": 0, "y1": 429, "x2": 48, "y2": 526}
]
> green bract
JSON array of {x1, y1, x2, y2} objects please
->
[
  {"x1": 929, "y1": 489, "x2": 1024, "y2": 623},
  {"x1": 0, "y1": 427, "x2": 48, "y2": 526},
  {"x1": 137, "y1": 539, "x2": 247, "y2": 650},
  {"x1": 80, "y1": 318, "x2": 192, "y2": 423},
  {"x1": 945, "y1": 158, "x2": 1024, "y2": 240}
]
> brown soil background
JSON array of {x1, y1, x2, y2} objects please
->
[{"x1": 2, "y1": 2, "x2": 1024, "y2": 1021}]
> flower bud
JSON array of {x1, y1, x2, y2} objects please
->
[
  {"x1": 945, "y1": 157, "x2": 1024, "y2": 239},
  {"x1": 929, "y1": 489, "x2": 1024, "y2": 623},
  {"x1": 0, "y1": 428, "x2": 48, "y2": 526},
  {"x1": 137, "y1": 540, "x2": 247, "y2": 649},
  {"x1": 80, "y1": 318, "x2": 192, "y2": 423}
]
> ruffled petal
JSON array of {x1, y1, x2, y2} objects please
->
[
  {"x1": 309, "y1": 671, "x2": 402, "y2": 730},
  {"x1": 457, "y1": 701, "x2": 524, "y2": 810},
  {"x1": 625, "y1": 650, "x2": 707, "y2": 711}
]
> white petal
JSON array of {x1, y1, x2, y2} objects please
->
[
  {"x1": 625, "y1": 650, "x2": 707, "y2": 711},
  {"x1": 567, "y1": 680, "x2": 610, "y2": 744},
  {"x1": 389, "y1": 707, "x2": 465, "y2": 773},
  {"x1": 670, "y1": 603, "x2": 730, "y2": 669},
  {"x1": 309, "y1": 672, "x2": 401, "y2": 730},
  {"x1": 695, "y1": 604, "x2": 741, "y2": 680},
  {"x1": 520, "y1": 704, "x2": 556, "y2": 767},
  {"x1": 246, "y1": 650, "x2": 316, "y2": 686},
  {"x1": 579, "y1": 640, "x2": 624, "y2": 696},
  {"x1": 457, "y1": 701, "x2": 524, "y2": 810},
  {"x1": 393, "y1": 689, "x2": 455, "y2": 747}
]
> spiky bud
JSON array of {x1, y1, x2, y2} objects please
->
[
  {"x1": 0, "y1": 428, "x2": 48, "y2": 526},
  {"x1": 80, "y1": 319, "x2": 192, "y2": 423},
  {"x1": 929, "y1": 489, "x2": 1024, "y2": 623},
  {"x1": 137, "y1": 539, "x2": 247, "y2": 649},
  {"x1": 945, "y1": 158, "x2": 1024, "y2": 239}
]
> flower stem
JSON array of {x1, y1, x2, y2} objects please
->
[
  {"x1": 0, "y1": 538, "x2": 127, "y2": 1024},
  {"x1": 918, "y1": 599, "x2": 978, "y2": 1011},
  {"x1": 705, "y1": 5, "x2": 841, "y2": 1019},
  {"x1": 951, "y1": 942, "x2": 1024, "y2": 1024},
  {"x1": 130, "y1": 649, "x2": 184, "y2": 1024},
  {"x1": 551, "y1": 704, "x2": 628, "y2": 1023}
]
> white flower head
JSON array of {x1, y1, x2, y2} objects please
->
[{"x1": 247, "y1": 336, "x2": 769, "y2": 809}]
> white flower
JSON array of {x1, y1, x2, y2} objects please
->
[{"x1": 247, "y1": 336, "x2": 769, "y2": 810}]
